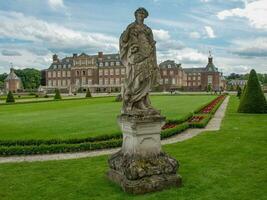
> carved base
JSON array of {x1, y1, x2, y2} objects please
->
[{"x1": 107, "y1": 151, "x2": 182, "y2": 194}]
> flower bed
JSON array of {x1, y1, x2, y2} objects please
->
[{"x1": 199, "y1": 95, "x2": 226, "y2": 114}]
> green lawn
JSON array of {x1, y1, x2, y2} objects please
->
[
  {"x1": 0, "y1": 95, "x2": 215, "y2": 140},
  {"x1": 0, "y1": 96, "x2": 266, "y2": 200}
]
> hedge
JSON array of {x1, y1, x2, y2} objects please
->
[
  {"x1": 0, "y1": 139, "x2": 122, "y2": 156},
  {"x1": 0, "y1": 132, "x2": 122, "y2": 147}
]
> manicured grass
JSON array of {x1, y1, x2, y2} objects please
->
[
  {"x1": 0, "y1": 95, "x2": 215, "y2": 140},
  {"x1": 0, "y1": 96, "x2": 266, "y2": 200}
]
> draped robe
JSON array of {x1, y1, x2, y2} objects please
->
[{"x1": 120, "y1": 21, "x2": 160, "y2": 114}]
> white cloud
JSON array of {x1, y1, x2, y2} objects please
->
[
  {"x1": 48, "y1": 0, "x2": 65, "y2": 10},
  {"x1": 217, "y1": 0, "x2": 267, "y2": 30},
  {"x1": 189, "y1": 31, "x2": 201, "y2": 39},
  {"x1": 0, "y1": 11, "x2": 118, "y2": 52},
  {"x1": 204, "y1": 26, "x2": 216, "y2": 38},
  {"x1": 158, "y1": 48, "x2": 207, "y2": 65},
  {"x1": 231, "y1": 37, "x2": 267, "y2": 57},
  {"x1": 153, "y1": 29, "x2": 171, "y2": 41}
]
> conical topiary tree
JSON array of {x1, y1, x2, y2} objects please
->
[
  {"x1": 85, "y1": 88, "x2": 92, "y2": 98},
  {"x1": 6, "y1": 91, "x2": 15, "y2": 103},
  {"x1": 54, "y1": 88, "x2": 62, "y2": 100},
  {"x1": 238, "y1": 69, "x2": 267, "y2": 113},
  {"x1": 236, "y1": 85, "x2": 242, "y2": 99}
]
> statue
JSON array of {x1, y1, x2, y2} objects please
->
[
  {"x1": 107, "y1": 8, "x2": 182, "y2": 194},
  {"x1": 120, "y1": 7, "x2": 160, "y2": 115}
]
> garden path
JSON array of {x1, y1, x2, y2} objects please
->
[{"x1": 0, "y1": 96, "x2": 229, "y2": 164}]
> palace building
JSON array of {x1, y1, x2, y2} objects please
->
[{"x1": 42, "y1": 52, "x2": 225, "y2": 93}]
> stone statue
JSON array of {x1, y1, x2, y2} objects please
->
[
  {"x1": 107, "y1": 8, "x2": 181, "y2": 194},
  {"x1": 120, "y1": 7, "x2": 160, "y2": 115}
]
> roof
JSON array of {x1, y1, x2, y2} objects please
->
[
  {"x1": 159, "y1": 60, "x2": 181, "y2": 69},
  {"x1": 205, "y1": 56, "x2": 218, "y2": 72},
  {"x1": 183, "y1": 67, "x2": 204, "y2": 73},
  {"x1": 5, "y1": 68, "x2": 20, "y2": 81},
  {"x1": 48, "y1": 56, "x2": 73, "y2": 70}
]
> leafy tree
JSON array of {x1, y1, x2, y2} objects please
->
[
  {"x1": 14, "y1": 68, "x2": 41, "y2": 89},
  {"x1": 6, "y1": 91, "x2": 15, "y2": 103},
  {"x1": 54, "y1": 88, "x2": 62, "y2": 100},
  {"x1": 207, "y1": 84, "x2": 212, "y2": 92},
  {"x1": 85, "y1": 88, "x2": 92, "y2": 98},
  {"x1": 238, "y1": 69, "x2": 267, "y2": 113}
]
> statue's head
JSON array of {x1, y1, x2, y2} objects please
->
[{"x1": 134, "y1": 7, "x2": 148, "y2": 24}]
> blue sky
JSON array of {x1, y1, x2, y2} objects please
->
[{"x1": 0, "y1": 0, "x2": 267, "y2": 74}]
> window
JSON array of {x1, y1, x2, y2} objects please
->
[
  {"x1": 62, "y1": 71, "x2": 66, "y2": 77},
  {"x1": 172, "y1": 78, "x2": 176, "y2": 84},
  {"x1": 67, "y1": 79, "x2": 70, "y2": 85},
  {"x1": 76, "y1": 71, "x2": 80, "y2": 76},
  {"x1": 208, "y1": 75, "x2": 213, "y2": 84},
  {"x1": 53, "y1": 71, "x2": 56, "y2": 78},
  {"x1": 170, "y1": 70, "x2": 174, "y2": 75},
  {"x1": 160, "y1": 79, "x2": 163, "y2": 84},
  {"x1": 57, "y1": 71, "x2": 61, "y2": 77},
  {"x1": 110, "y1": 69, "x2": 114, "y2": 75},
  {"x1": 104, "y1": 69, "x2": 109, "y2": 75},
  {"x1": 164, "y1": 78, "x2": 169, "y2": 84},
  {"x1": 105, "y1": 62, "x2": 109, "y2": 67},
  {"x1": 115, "y1": 78, "x2": 120, "y2": 85},
  {"x1": 110, "y1": 78, "x2": 114, "y2": 85},
  {"x1": 193, "y1": 76, "x2": 196, "y2": 80},
  {"x1": 82, "y1": 77, "x2": 86, "y2": 85},
  {"x1": 82, "y1": 71, "x2": 86, "y2": 76},
  {"x1": 99, "y1": 79, "x2": 103, "y2": 85},
  {"x1": 75, "y1": 79, "x2": 80, "y2": 86},
  {"x1": 48, "y1": 71, "x2": 51, "y2": 78},
  {"x1": 116, "y1": 61, "x2": 120, "y2": 66},
  {"x1": 198, "y1": 76, "x2": 201, "y2": 80},
  {"x1": 58, "y1": 80, "x2": 61, "y2": 86},
  {"x1": 53, "y1": 80, "x2": 56, "y2": 86},
  {"x1": 188, "y1": 77, "x2": 191, "y2": 80},
  {"x1": 168, "y1": 64, "x2": 171, "y2": 68},
  {"x1": 67, "y1": 71, "x2": 71, "y2": 77},
  {"x1": 48, "y1": 80, "x2": 52, "y2": 86},
  {"x1": 99, "y1": 62, "x2": 103, "y2": 67},
  {"x1": 68, "y1": 64, "x2": 71, "y2": 68},
  {"x1": 88, "y1": 79, "x2": 92, "y2": 85},
  {"x1": 105, "y1": 78, "x2": 109, "y2": 85},
  {"x1": 115, "y1": 69, "x2": 120, "y2": 75},
  {"x1": 163, "y1": 70, "x2": 167, "y2": 76},
  {"x1": 88, "y1": 69, "x2": 92, "y2": 76},
  {"x1": 81, "y1": 60, "x2": 86, "y2": 65},
  {"x1": 110, "y1": 62, "x2": 114, "y2": 66},
  {"x1": 62, "y1": 80, "x2": 66, "y2": 86},
  {"x1": 121, "y1": 68, "x2": 125, "y2": 75},
  {"x1": 99, "y1": 69, "x2": 103, "y2": 76}
]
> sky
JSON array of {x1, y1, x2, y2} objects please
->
[{"x1": 0, "y1": 0, "x2": 267, "y2": 75}]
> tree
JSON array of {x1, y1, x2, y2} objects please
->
[
  {"x1": 14, "y1": 68, "x2": 41, "y2": 89},
  {"x1": 207, "y1": 84, "x2": 212, "y2": 93},
  {"x1": 236, "y1": 85, "x2": 242, "y2": 98},
  {"x1": 85, "y1": 88, "x2": 92, "y2": 98},
  {"x1": 6, "y1": 91, "x2": 15, "y2": 103},
  {"x1": 238, "y1": 69, "x2": 267, "y2": 113},
  {"x1": 54, "y1": 88, "x2": 62, "y2": 100}
]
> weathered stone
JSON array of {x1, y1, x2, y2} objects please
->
[{"x1": 107, "y1": 7, "x2": 182, "y2": 194}]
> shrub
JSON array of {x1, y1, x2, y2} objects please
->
[
  {"x1": 6, "y1": 91, "x2": 15, "y2": 103},
  {"x1": 238, "y1": 69, "x2": 267, "y2": 113},
  {"x1": 85, "y1": 89, "x2": 92, "y2": 98},
  {"x1": 54, "y1": 88, "x2": 62, "y2": 100},
  {"x1": 237, "y1": 85, "x2": 242, "y2": 99}
]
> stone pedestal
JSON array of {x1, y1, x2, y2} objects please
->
[{"x1": 107, "y1": 114, "x2": 182, "y2": 194}]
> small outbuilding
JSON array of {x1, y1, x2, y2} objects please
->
[{"x1": 4, "y1": 68, "x2": 22, "y2": 93}]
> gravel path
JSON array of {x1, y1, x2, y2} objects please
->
[{"x1": 0, "y1": 96, "x2": 229, "y2": 164}]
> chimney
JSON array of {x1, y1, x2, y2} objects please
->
[
  {"x1": 98, "y1": 51, "x2": 103, "y2": 58},
  {"x1": 52, "y1": 54, "x2": 58, "y2": 63},
  {"x1": 73, "y1": 53, "x2": 77, "y2": 58}
]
